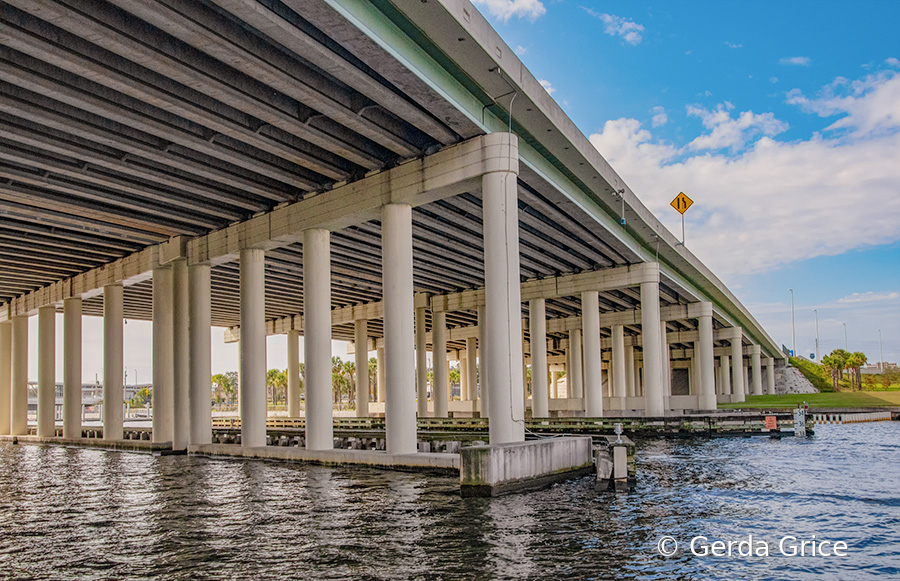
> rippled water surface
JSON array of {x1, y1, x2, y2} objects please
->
[{"x1": 1, "y1": 422, "x2": 898, "y2": 580}]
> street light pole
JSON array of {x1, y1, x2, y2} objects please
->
[
  {"x1": 788, "y1": 289, "x2": 795, "y2": 357},
  {"x1": 843, "y1": 323, "x2": 848, "y2": 351},
  {"x1": 813, "y1": 309, "x2": 819, "y2": 361}
]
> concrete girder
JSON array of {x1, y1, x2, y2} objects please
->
[
  {"x1": 108, "y1": 0, "x2": 424, "y2": 157},
  {"x1": 0, "y1": 1, "x2": 385, "y2": 169}
]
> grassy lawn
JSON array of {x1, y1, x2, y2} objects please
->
[{"x1": 719, "y1": 391, "x2": 900, "y2": 409}]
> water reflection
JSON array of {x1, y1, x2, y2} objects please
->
[{"x1": 0, "y1": 423, "x2": 898, "y2": 579}]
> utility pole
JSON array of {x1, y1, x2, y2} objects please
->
[
  {"x1": 788, "y1": 289, "x2": 795, "y2": 357},
  {"x1": 813, "y1": 309, "x2": 819, "y2": 361}
]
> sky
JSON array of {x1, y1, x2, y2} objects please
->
[{"x1": 25, "y1": 0, "x2": 900, "y2": 383}]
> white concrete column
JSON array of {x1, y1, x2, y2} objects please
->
[
  {"x1": 354, "y1": 319, "x2": 369, "y2": 418},
  {"x1": 103, "y1": 284, "x2": 124, "y2": 441},
  {"x1": 432, "y1": 311, "x2": 449, "y2": 418},
  {"x1": 172, "y1": 259, "x2": 190, "y2": 451},
  {"x1": 188, "y1": 263, "x2": 212, "y2": 445},
  {"x1": 476, "y1": 305, "x2": 489, "y2": 418},
  {"x1": 766, "y1": 357, "x2": 776, "y2": 395},
  {"x1": 742, "y1": 364, "x2": 750, "y2": 396},
  {"x1": 382, "y1": 203, "x2": 417, "y2": 455},
  {"x1": 721, "y1": 354, "x2": 732, "y2": 396},
  {"x1": 63, "y1": 297, "x2": 82, "y2": 439},
  {"x1": 286, "y1": 330, "x2": 300, "y2": 417},
  {"x1": 415, "y1": 306, "x2": 428, "y2": 417},
  {"x1": 625, "y1": 345, "x2": 636, "y2": 398},
  {"x1": 568, "y1": 328, "x2": 584, "y2": 400},
  {"x1": 529, "y1": 299, "x2": 549, "y2": 418},
  {"x1": 640, "y1": 279, "x2": 664, "y2": 416},
  {"x1": 660, "y1": 321, "x2": 671, "y2": 409},
  {"x1": 690, "y1": 355, "x2": 700, "y2": 395},
  {"x1": 698, "y1": 313, "x2": 716, "y2": 409},
  {"x1": 0, "y1": 321, "x2": 10, "y2": 435},
  {"x1": 460, "y1": 351, "x2": 469, "y2": 401},
  {"x1": 482, "y1": 163, "x2": 525, "y2": 444},
  {"x1": 9, "y1": 316, "x2": 27, "y2": 436},
  {"x1": 582, "y1": 291, "x2": 603, "y2": 417},
  {"x1": 376, "y1": 346, "x2": 385, "y2": 403},
  {"x1": 750, "y1": 345, "x2": 762, "y2": 396},
  {"x1": 37, "y1": 306, "x2": 55, "y2": 438},
  {"x1": 731, "y1": 329, "x2": 745, "y2": 403},
  {"x1": 611, "y1": 324, "x2": 627, "y2": 401},
  {"x1": 304, "y1": 229, "x2": 333, "y2": 450},
  {"x1": 240, "y1": 248, "x2": 267, "y2": 448},
  {"x1": 152, "y1": 267, "x2": 174, "y2": 444}
]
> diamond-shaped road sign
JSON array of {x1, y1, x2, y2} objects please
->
[{"x1": 670, "y1": 192, "x2": 693, "y2": 214}]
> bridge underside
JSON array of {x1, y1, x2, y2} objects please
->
[{"x1": 0, "y1": 0, "x2": 782, "y2": 451}]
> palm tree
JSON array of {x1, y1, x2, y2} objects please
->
[
  {"x1": 368, "y1": 357, "x2": 377, "y2": 401},
  {"x1": 266, "y1": 368, "x2": 287, "y2": 404},
  {"x1": 344, "y1": 360, "x2": 356, "y2": 408}
]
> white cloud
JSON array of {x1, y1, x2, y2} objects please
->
[
  {"x1": 838, "y1": 291, "x2": 900, "y2": 304},
  {"x1": 582, "y1": 8, "x2": 645, "y2": 45},
  {"x1": 588, "y1": 70, "x2": 900, "y2": 280},
  {"x1": 472, "y1": 0, "x2": 546, "y2": 22},
  {"x1": 515, "y1": 45, "x2": 528, "y2": 55},
  {"x1": 685, "y1": 102, "x2": 788, "y2": 151},
  {"x1": 785, "y1": 71, "x2": 900, "y2": 137},
  {"x1": 651, "y1": 106, "x2": 667, "y2": 127},
  {"x1": 886, "y1": 57, "x2": 899, "y2": 67},
  {"x1": 780, "y1": 56, "x2": 811, "y2": 66},
  {"x1": 539, "y1": 79, "x2": 556, "y2": 95},
  {"x1": 725, "y1": 42, "x2": 743, "y2": 49},
  {"x1": 770, "y1": 76, "x2": 779, "y2": 84}
]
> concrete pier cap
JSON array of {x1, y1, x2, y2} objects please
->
[{"x1": 460, "y1": 436, "x2": 594, "y2": 497}]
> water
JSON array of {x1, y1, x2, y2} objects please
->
[{"x1": 1, "y1": 423, "x2": 898, "y2": 580}]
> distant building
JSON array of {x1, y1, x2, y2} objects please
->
[{"x1": 860, "y1": 363, "x2": 898, "y2": 374}]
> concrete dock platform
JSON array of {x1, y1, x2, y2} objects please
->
[
  {"x1": 460, "y1": 436, "x2": 594, "y2": 497},
  {"x1": 0, "y1": 435, "x2": 176, "y2": 454},
  {"x1": 189, "y1": 443, "x2": 460, "y2": 474}
]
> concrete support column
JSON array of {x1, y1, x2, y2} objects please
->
[
  {"x1": 432, "y1": 311, "x2": 449, "y2": 418},
  {"x1": 286, "y1": 330, "x2": 300, "y2": 417},
  {"x1": 582, "y1": 291, "x2": 603, "y2": 416},
  {"x1": 382, "y1": 203, "x2": 417, "y2": 454},
  {"x1": 152, "y1": 268, "x2": 174, "y2": 444},
  {"x1": 172, "y1": 260, "x2": 190, "y2": 451},
  {"x1": 354, "y1": 320, "x2": 369, "y2": 418},
  {"x1": 721, "y1": 354, "x2": 732, "y2": 396},
  {"x1": 611, "y1": 325, "x2": 627, "y2": 401},
  {"x1": 188, "y1": 264, "x2": 212, "y2": 445},
  {"x1": 625, "y1": 346, "x2": 636, "y2": 398},
  {"x1": 743, "y1": 364, "x2": 750, "y2": 397},
  {"x1": 731, "y1": 329, "x2": 745, "y2": 403},
  {"x1": 460, "y1": 351, "x2": 469, "y2": 401},
  {"x1": 661, "y1": 322, "x2": 671, "y2": 409},
  {"x1": 239, "y1": 248, "x2": 267, "y2": 448},
  {"x1": 103, "y1": 284, "x2": 124, "y2": 441},
  {"x1": 766, "y1": 357, "x2": 776, "y2": 396},
  {"x1": 415, "y1": 307, "x2": 428, "y2": 417},
  {"x1": 568, "y1": 329, "x2": 584, "y2": 400},
  {"x1": 529, "y1": 299, "x2": 549, "y2": 418},
  {"x1": 37, "y1": 306, "x2": 55, "y2": 438},
  {"x1": 304, "y1": 229, "x2": 333, "y2": 450},
  {"x1": 698, "y1": 313, "x2": 716, "y2": 409},
  {"x1": 9, "y1": 316, "x2": 27, "y2": 436},
  {"x1": 476, "y1": 305, "x2": 489, "y2": 418},
  {"x1": 482, "y1": 165, "x2": 525, "y2": 444},
  {"x1": 376, "y1": 347, "x2": 385, "y2": 403},
  {"x1": 690, "y1": 355, "x2": 700, "y2": 396},
  {"x1": 0, "y1": 321, "x2": 10, "y2": 435},
  {"x1": 63, "y1": 297, "x2": 82, "y2": 439},
  {"x1": 640, "y1": 279, "x2": 664, "y2": 416},
  {"x1": 750, "y1": 346, "x2": 762, "y2": 396}
]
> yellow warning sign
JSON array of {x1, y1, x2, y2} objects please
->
[{"x1": 670, "y1": 192, "x2": 693, "y2": 214}]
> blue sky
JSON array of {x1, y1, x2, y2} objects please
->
[
  {"x1": 25, "y1": 0, "x2": 900, "y2": 383},
  {"x1": 472, "y1": 0, "x2": 900, "y2": 364}
]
